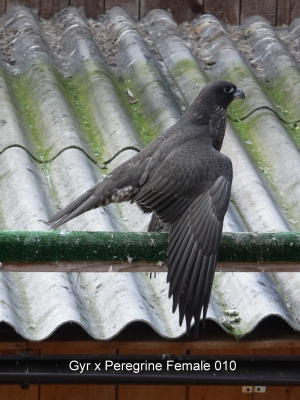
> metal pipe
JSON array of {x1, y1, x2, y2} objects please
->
[{"x1": 0, "y1": 355, "x2": 299, "y2": 386}]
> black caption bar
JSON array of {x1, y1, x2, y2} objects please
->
[{"x1": 0, "y1": 355, "x2": 299, "y2": 386}]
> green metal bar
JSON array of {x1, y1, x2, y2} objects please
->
[{"x1": 0, "y1": 231, "x2": 299, "y2": 263}]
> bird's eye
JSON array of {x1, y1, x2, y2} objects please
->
[{"x1": 223, "y1": 87, "x2": 234, "y2": 94}]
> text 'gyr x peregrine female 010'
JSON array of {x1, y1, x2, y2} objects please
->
[{"x1": 47, "y1": 80, "x2": 245, "y2": 337}]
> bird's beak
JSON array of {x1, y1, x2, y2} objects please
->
[{"x1": 233, "y1": 88, "x2": 245, "y2": 99}]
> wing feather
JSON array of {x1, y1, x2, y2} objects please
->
[
  {"x1": 193, "y1": 255, "x2": 216, "y2": 333},
  {"x1": 172, "y1": 242, "x2": 199, "y2": 308},
  {"x1": 157, "y1": 198, "x2": 192, "y2": 223},
  {"x1": 168, "y1": 218, "x2": 190, "y2": 255},
  {"x1": 168, "y1": 233, "x2": 195, "y2": 296},
  {"x1": 134, "y1": 141, "x2": 232, "y2": 337},
  {"x1": 166, "y1": 174, "x2": 232, "y2": 337},
  {"x1": 184, "y1": 255, "x2": 209, "y2": 331}
]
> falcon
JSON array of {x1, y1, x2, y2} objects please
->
[{"x1": 47, "y1": 80, "x2": 245, "y2": 337}]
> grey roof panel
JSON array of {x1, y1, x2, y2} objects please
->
[
  {"x1": 242, "y1": 16, "x2": 300, "y2": 122},
  {"x1": 4, "y1": 8, "x2": 90, "y2": 160},
  {"x1": 0, "y1": 148, "x2": 51, "y2": 230},
  {"x1": 105, "y1": 8, "x2": 182, "y2": 136},
  {"x1": 144, "y1": 9, "x2": 209, "y2": 104},
  {"x1": 190, "y1": 14, "x2": 300, "y2": 230},
  {"x1": 144, "y1": 10, "x2": 290, "y2": 232},
  {"x1": 212, "y1": 271, "x2": 300, "y2": 334},
  {"x1": 57, "y1": 8, "x2": 144, "y2": 161},
  {"x1": 49, "y1": 148, "x2": 121, "y2": 232},
  {"x1": 0, "y1": 63, "x2": 33, "y2": 153},
  {"x1": 0, "y1": 5, "x2": 300, "y2": 340}
]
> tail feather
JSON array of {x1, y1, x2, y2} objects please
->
[{"x1": 47, "y1": 182, "x2": 101, "y2": 229}]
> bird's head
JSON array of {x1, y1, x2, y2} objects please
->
[
  {"x1": 207, "y1": 80, "x2": 245, "y2": 107},
  {"x1": 198, "y1": 80, "x2": 245, "y2": 108},
  {"x1": 185, "y1": 80, "x2": 245, "y2": 124}
]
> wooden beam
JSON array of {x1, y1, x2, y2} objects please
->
[
  {"x1": 1, "y1": 261, "x2": 300, "y2": 272},
  {"x1": 140, "y1": 0, "x2": 204, "y2": 24},
  {"x1": 6, "y1": 0, "x2": 40, "y2": 12},
  {"x1": 20, "y1": 337, "x2": 300, "y2": 353},
  {"x1": 105, "y1": 0, "x2": 139, "y2": 20},
  {"x1": 69, "y1": 0, "x2": 105, "y2": 19},
  {"x1": 277, "y1": 0, "x2": 300, "y2": 26},
  {"x1": 40, "y1": 0, "x2": 68, "y2": 19},
  {"x1": 204, "y1": 0, "x2": 240, "y2": 25},
  {"x1": 0, "y1": 1, "x2": 4, "y2": 17},
  {"x1": 240, "y1": 0, "x2": 277, "y2": 25}
]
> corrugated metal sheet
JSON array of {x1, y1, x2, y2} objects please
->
[{"x1": 0, "y1": 5, "x2": 300, "y2": 340}]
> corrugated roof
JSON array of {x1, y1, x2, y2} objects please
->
[{"x1": 0, "y1": 5, "x2": 300, "y2": 340}]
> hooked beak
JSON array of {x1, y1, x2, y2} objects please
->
[{"x1": 233, "y1": 87, "x2": 245, "y2": 99}]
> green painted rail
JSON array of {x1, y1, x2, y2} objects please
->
[{"x1": 0, "y1": 231, "x2": 299, "y2": 264}]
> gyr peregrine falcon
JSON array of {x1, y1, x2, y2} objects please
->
[{"x1": 47, "y1": 80, "x2": 245, "y2": 337}]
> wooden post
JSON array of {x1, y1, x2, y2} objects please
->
[
  {"x1": 40, "y1": 0, "x2": 69, "y2": 19},
  {"x1": 6, "y1": 0, "x2": 40, "y2": 13},
  {"x1": 204, "y1": 0, "x2": 240, "y2": 24},
  {"x1": 277, "y1": 0, "x2": 300, "y2": 26},
  {"x1": 105, "y1": 0, "x2": 140, "y2": 20},
  {"x1": 240, "y1": 0, "x2": 277, "y2": 25},
  {"x1": 69, "y1": 0, "x2": 105, "y2": 19}
]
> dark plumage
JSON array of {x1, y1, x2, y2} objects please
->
[{"x1": 47, "y1": 80, "x2": 245, "y2": 337}]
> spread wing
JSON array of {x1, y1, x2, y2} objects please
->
[
  {"x1": 135, "y1": 141, "x2": 232, "y2": 337},
  {"x1": 167, "y1": 175, "x2": 231, "y2": 337}
]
